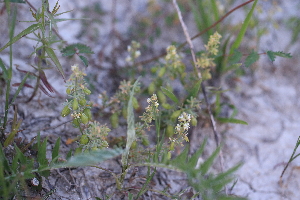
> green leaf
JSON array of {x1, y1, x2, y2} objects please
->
[
  {"x1": 51, "y1": 138, "x2": 61, "y2": 163},
  {"x1": 217, "y1": 117, "x2": 248, "y2": 125},
  {"x1": 61, "y1": 43, "x2": 94, "y2": 56},
  {"x1": 200, "y1": 146, "x2": 220, "y2": 174},
  {"x1": 186, "y1": 79, "x2": 202, "y2": 103},
  {"x1": 228, "y1": 49, "x2": 242, "y2": 64},
  {"x1": 37, "y1": 137, "x2": 50, "y2": 177},
  {"x1": 51, "y1": 148, "x2": 123, "y2": 168},
  {"x1": 229, "y1": 0, "x2": 258, "y2": 54},
  {"x1": 170, "y1": 146, "x2": 189, "y2": 170},
  {"x1": 161, "y1": 87, "x2": 179, "y2": 104},
  {"x1": 79, "y1": 55, "x2": 89, "y2": 67},
  {"x1": 38, "y1": 138, "x2": 48, "y2": 166},
  {"x1": 0, "y1": 23, "x2": 40, "y2": 52},
  {"x1": 4, "y1": 119, "x2": 22, "y2": 147},
  {"x1": 45, "y1": 47, "x2": 65, "y2": 80},
  {"x1": 188, "y1": 139, "x2": 207, "y2": 170},
  {"x1": 244, "y1": 50, "x2": 259, "y2": 67},
  {"x1": 122, "y1": 78, "x2": 140, "y2": 167},
  {"x1": 266, "y1": 51, "x2": 292, "y2": 62}
]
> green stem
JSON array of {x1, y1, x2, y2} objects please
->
[{"x1": 1, "y1": 7, "x2": 17, "y2": 140}]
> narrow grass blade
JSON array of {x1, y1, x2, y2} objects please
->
[
  {"x1": 200, "y1": 146, "x2": 221, "y2": 174},
  {"x1": 3, "y1": 119, "x2": 22, "y2": 147},
  {"x1": 217, "y1": 117, "x2": 248, "y2": 125},
  {"x1": 45, "y1": 47, "x2": 65, "y2": 80},
  {"x1": 0, "y1": 23, "x2": 40, "y2": 52},
  {"x1": 51, "y1": 137, "x2": 60, "y2": 163},
  {"x1": 229, "y1": 0, "x2": 258, "y2": 54},
  {"x1": 185, "y1": 79, "x2": 201, "y2": 104},
  {"x1": 161, "y1": 86, "x2": 179, "y2": 104}
]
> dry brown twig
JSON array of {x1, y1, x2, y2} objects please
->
[{"x1": 172, "y1": 0, "x2": 226, "y2": 188}]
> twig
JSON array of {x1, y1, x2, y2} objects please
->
[{"x1": 172, "y1": 0, "x2": 225, "y2": 188}]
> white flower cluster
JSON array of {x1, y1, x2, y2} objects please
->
[
  {"x1": 146, "y1": 94, "x2": 159, "y2": 109},
  {"x1": 173, "y1": 112, "x2": 191, "y2": 143},
  {"x1": 126, "y1": 41, "x2": 141, "y2": 63},
  {"x1": 140, "y1": 94, "x2": 159, "y2": 126}
]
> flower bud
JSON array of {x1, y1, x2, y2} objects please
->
[
  {"x1": 191, "y1": 117, "x2": 197, "y2": 126},
  {"x1": 162, "y1": 103, "x2": 172, "y2": 109},
  {"x1": 131, "y1": 141, "x2": 137, "y2": 149},
  {"x1": 141, "y1": 138, "x2": 149, "y2": 146},
  {"x1": 158, "y1": 67, "x2": 166, "y2": 77},
  {"x1": 72, "y1": 99, "x2": 79, "y2": 110},
  {"x1": 91, "y1": 146, "x2": 98, "y2": 151},
  {"x1": 83, "y1": 108, "x2": 92, "y2": 121},
  {"x1": 170, "y1": 110, "x2": 181, "y2": 122},
  {"x1": 110, "y1": 112, "x2": 119, "y2": 129},
  {"x1": 167, "y1": 151, "x2": 171, "y2": 160},
  {"x1": 83, "y1": 88, "x2": 91, "y2": 95},
  {"x1": 72, "y1": 119, "x2": 80, "y2": 127},
  {"x1": 166, "y1": 125, "x2": 174, "y2": 137},
  {"x1": 74, "y1": 147, "x2": 82, "y2": 155},
  {"x1": 122, "y1": 106, "x2": 127, "y2": 119},
  {"x1": 80, "y1": 135, "x2": 89, "y2": 145},
  {"x1": 148, "y1": 82, "x2": 156, "y2": 94},
  {"x1": 170, "y1": 142, "x2": 175, "y2": 151},
  {"x1": 66, "y1": 88, "x2": 71, "y2": 94},
  {"x1": 61, "y1": 105, "x2": 70, "y2": 117},
  {"x1": 79, "y1": 98, "x2": 86, "y2": 106},
  {"x1": 157, "y1": 90, "x2": 166, "y2": 104},
  {"x1": 80, "y1": 113, "x2": 89, "y2": 124}
]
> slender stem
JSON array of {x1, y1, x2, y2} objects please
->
[
  {"x1": 1, "y1": 7, "x2": 17, "y2": 140},
  {"x1": 281, "y1": 136, "x2": 300, "y2": 178},
  {"x1": 172, "y1": 0, "x2": 226, "y2": 192}
]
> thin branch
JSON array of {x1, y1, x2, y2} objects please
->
[{"x1": 172, "y1": 0, "x2": 201, "y2": 80}]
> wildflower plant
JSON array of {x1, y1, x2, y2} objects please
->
[
  {"x1": 61, "y1": 65, "x2": 92, "y2": 127},
  {"x1": 0, "y1": 0, "x2": 295, "y2": 199},
  {"x1": 61, "y1": 65, "x2": 109, "y2": 151}
]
